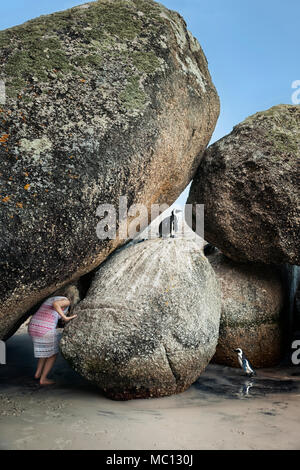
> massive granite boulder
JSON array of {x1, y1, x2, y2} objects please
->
[
  {"x1": 60, "y1": 238, "x2": 221, "y2": 400},
  {"x1": 187, "y1": 105, "x2": 300, "y2": 264},
  {"x1": 0, "y1": 0, "x2": 220, "y2": 339},
  {"x1": 208, "y1": 251, "x2": 284, "y2": 368}
]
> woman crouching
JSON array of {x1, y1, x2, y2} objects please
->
[{"x1": 28, "y1": 285, "x2": 79, "y2": 385}]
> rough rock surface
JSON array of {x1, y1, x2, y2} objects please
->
[
  {"x1": 60, "y1": 238, "x2": 221, "y2": 400},
  {"x1": 208, "y1": 251, "x2": 284, "y2": 368},
  {"x1": 0, "y1": 0, "x2": 220, "y2": 339},
  {"x1": 187, "y1": 105, "x2": 300, "y2": 264}
]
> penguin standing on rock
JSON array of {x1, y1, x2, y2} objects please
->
[
  {"x1": 204, "y1": 243, "x2": 217, "y2": 257},
  {"x1": 158, "y1": 210, "x2": 178, "y2": 238},
  {"x1": 234, "y1": 348, "x2": 256, "y2": 377}
]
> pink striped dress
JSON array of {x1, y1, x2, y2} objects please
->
[{"x1": 28, "y1": 296, "x2": 69, "y2": 358}]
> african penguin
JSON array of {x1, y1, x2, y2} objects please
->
[
  {"x1": 159, "y1": 210, "x2": 178, "y2": 238},
  {"x1": 204, "y1": 243, "x2": 217, "y2": 257},
  {"x1": 234, "y1": 348, "x2": 256, "y2": 377}
]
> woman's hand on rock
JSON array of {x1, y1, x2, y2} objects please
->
[{"x1": 64, "y1": 315, "x2": 77, "y2": 322}]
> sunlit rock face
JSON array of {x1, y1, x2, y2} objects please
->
[
  {"x1": 187, "y1": 105, "x2": 300, "y2": 265},
  {"x1": 61, "y1": 238, "x2": 221, "y2": 400},
  {"x1": 0, "y1": 0, "x2": 220, "y2": 339}
]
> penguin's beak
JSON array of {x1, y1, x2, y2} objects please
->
[{"x1": 234, "y1": 349, "x2": 239, "y2": 352}]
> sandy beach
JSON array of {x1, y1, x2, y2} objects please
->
[{"x1": 1, "y1": 325, "x2": 300, "y2": 450}]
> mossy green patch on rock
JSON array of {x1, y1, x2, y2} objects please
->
[
  {"x1": 132, "y1": 51, "x2": 161, "y2": 74},
  {"x1": 119, "y1": 75, "x2": 148, "y2": 111},
  {"x1": 0, "y1": 0, "x2": 220, "y2": 343},
  {"x1": 71, "y1": 53, "x2": 103, "y2": 68},
  {"x1": 268, "y1": 130, "x2": 298, "y2": 155},
  {"x1": 2, "y1": 35, "x2": 74, "y2": 97},
  {"x1": 188, "y1": 104, "x2": 300, "y2": 265},
  {"x1": 132, "y1": 0, "x2": 165, "y2": 19},
  {"x1": 240, "y1": 104, "x2": 300, "y2": 157},
  {"x1": 79, "y1": 1, "x2": 144, "y2": 42},
  {"x1": 0, "y1": 0, "x2": 170, "y2": 98}
]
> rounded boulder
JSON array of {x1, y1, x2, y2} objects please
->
[{"x1": 61, "y1": 238, "x2": 221, "y2": 399}]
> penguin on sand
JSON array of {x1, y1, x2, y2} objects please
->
[{"x1": 234, "y1": 348, "x2": 256, "y2": 377}]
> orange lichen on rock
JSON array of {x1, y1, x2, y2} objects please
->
[{"x1": 0, "y1": 134, "x2": 9, "y2": 143}]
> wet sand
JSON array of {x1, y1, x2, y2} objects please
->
[{"x1": 0, "y1": 326, "x2": 300, "y2": 450}]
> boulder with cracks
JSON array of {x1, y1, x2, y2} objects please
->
[
  {"x1": 187, "y1": 105, "x2": 300, "y2": 264},
  {"x1": 60, "y1": 238, "x2": 221, "y2": 400},
  {"x1": 0, "y1": 0, "x2": 219, "y2": 339}
]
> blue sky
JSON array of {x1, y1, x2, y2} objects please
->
[{"x1": 1, "y1": 0, "x2": 299, "y2": 205}]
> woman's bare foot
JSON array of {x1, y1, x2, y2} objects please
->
[
  {"x1": 35, "y1": 358, "x2": 46, "y2": 380},
  {"x1": 39, "y1": 378, "x2": 55, "y2": 385},
  {"x1": 39, "y1": 355, "x2": 57, "y2": 386}
]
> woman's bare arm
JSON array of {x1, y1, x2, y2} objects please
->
[{"x1": 52, "y1": 299, "x2": 77, "y2": 322}]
